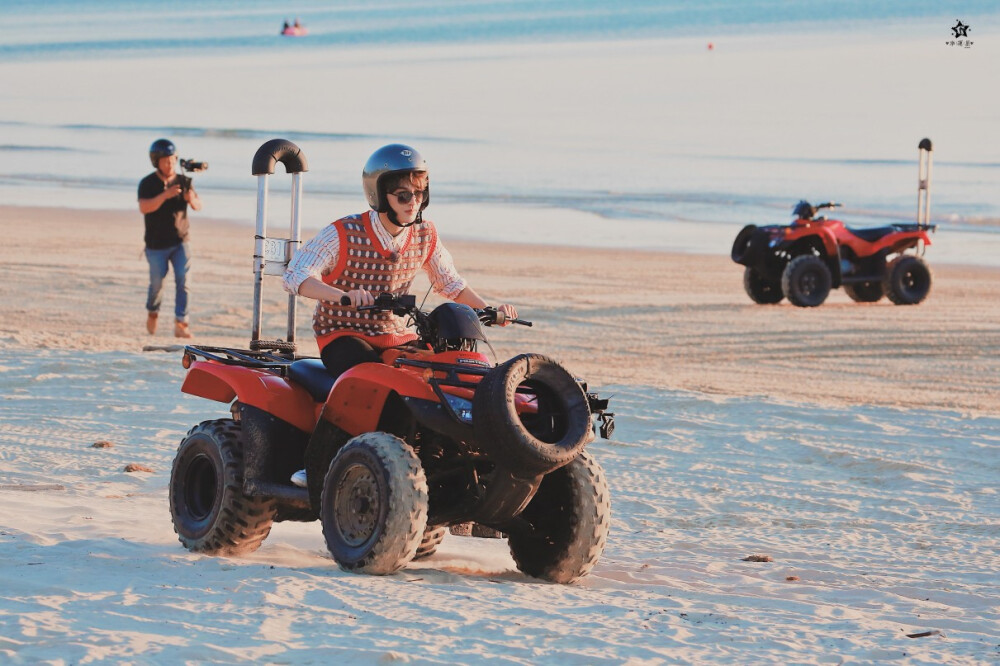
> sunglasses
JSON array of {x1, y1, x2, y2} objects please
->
[{"x1": 389, "y1": 189, "x2": 428, "y2": 204}]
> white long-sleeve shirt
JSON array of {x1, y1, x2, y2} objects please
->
[{"x1": 283, "y1": 210, "x2": 467, "y2": 299}]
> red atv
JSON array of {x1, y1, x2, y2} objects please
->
[
  {"x1": 731, "y1": 139, "x2": 937, "y2": 307},
  {"x1": 168, "y1": 140, "x2": 614, "y2": 583}
]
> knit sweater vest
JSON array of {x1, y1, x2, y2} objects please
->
[{"x1": 314, "y1": 213, "x2": 438, "y2": 350}]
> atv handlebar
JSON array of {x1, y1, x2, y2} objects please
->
[
  {"x1": 342, "y1": 293, "x2": 417, "y2": 317},
  {"x1": 478, "y1": 307, "x2": 532, "y2": 327},
  {"x1": 343, "y1": 293, "x2": 531, "y2": 326}
]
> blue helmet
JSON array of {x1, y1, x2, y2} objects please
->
[
  {"x1": 149, "y1": 138, "x2": 176, "y2": 167},
  {"x1": 362, "y1": 144, "x2": 429, "y2": 212}
]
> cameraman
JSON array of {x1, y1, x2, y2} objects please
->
[{"x1": 137, "y1": 138, "x2": 202, "y2": 338}]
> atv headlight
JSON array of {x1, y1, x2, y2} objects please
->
[{"x1": 443, "y1": 393, "x2": 474, "y2": 423}]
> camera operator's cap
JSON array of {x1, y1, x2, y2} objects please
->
[
  {"x1": 362, "y1": 143, "x2": 429, "y2": 212},
  {"x1": 149, "y1": 138, "x2": 176, "y2": 167}
]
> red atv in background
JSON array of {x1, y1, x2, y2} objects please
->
[
  {"x1": 730, "y1": 139, "x2": 937, "y2": 307},
  {"x1": 168, "y1": 140, "x2": 615, "y2": 584}
]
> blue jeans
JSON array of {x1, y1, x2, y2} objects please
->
[{"x1": 145, "y1": 242, "x2": 191, "y2": 322}]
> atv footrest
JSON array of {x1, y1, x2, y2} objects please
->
[
  {"x1": 244, "y1": 479, "x2": 309, "y2": 507},
  {"x1": 840, "y1": 274, "x2": 884, "y2": 285}
]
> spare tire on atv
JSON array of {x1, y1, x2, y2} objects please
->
[
  {"x1": 169, "y1": 419, "x2": 277, "y2": 555},
  {"x1": 473, "y1": 353, "x2": 591, "y2": 476},
  {"x1": 320, "y1": 432, "x2": 428, "y2": 575},
  {"x1": 731, "y1": 225, "x2": 763, "y2": 265},
  {"x1": 883, "y1": 255, "x2": 932, "y2": 305},
  {"x1": 508, "y1": 451, "x2": 611, "y2": 584}
]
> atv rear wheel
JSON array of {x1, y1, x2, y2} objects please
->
[
  {"x1": 883, "y1": 255, "x2": 932, "y2": 305},
  {"x1": 781, "y1": 255, "x2": 832, "y2": 307},
  {"x1": 169, "y1": 419, "x2": 277, "y2": 555},
  {"x1": 508, "y1": 451, "x2": 611, "y2": 584},
  {"x1": 320, "y1": 432, "x2": 428, "y2": 575},
  {"x1": 414, "y1": 526, "x2": 447, "y2": 560},
  {"x1": 843, "y1": 280, "x2": 884, "y2": 303},
  {"x1": 473, "y1": 354, "x2": 591, "y2": 476},
  {"x1": 743, "y1": 267, "x2": 784, "y2": 304}
]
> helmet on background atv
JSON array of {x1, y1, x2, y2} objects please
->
[
  {"x1": 793, "y1": 200, "x2": 816, "y2": 221},
  {"x1": 149, "y1": 138, "x2": 177, "y2": 168},
  {"x1": 362, "y1": 144, "x2": 429, "y2": 213}
]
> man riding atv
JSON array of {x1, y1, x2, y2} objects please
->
[
  {"x1": 284, "y1": 143, "x2": 518, "y2": 380},
  {"x1": 282, "y1": 143, "x2": 519, "y2": 488},
  {"x1": 171, "y1": 141, "x2": 613, "y2": 583}
]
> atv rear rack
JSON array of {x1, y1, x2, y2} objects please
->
[{"x1": 183, "y1": 344, "x2": 300, "y2": 372}]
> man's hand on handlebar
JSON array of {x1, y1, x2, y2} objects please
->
[
  {"x1": 479, "y1": 305, "x2": 531, "y2": 327},
  {"x1": 495, "y1": 303, "x2": 518, "y2": 326},
  {"x1": 338, "y1": 289, "x2": 375, "y2": 308}
]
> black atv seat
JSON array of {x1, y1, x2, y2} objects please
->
[
  {"x1": 846, "y1": 225, "x2": 899, "y2": 242},
  {"x1": 287, "y1": 358, "x2": 336, "y2": 402}
]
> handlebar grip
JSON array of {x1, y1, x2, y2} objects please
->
[{"x1": 484, "y1": 309, "x2": 532, "y2": 327}]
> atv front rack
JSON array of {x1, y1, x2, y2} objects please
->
[
  {"x1": 394, "y1": 358, "x2": 488, "y2": 423},
  {"x1": 394, "y1": 357, "x2": 615, "y2": 437}
]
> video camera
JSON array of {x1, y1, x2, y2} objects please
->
[
  {"x1": 180, "y1": 158, "x2": 208, "y2": 173},
  {"x1": 178, "y1": 158, "x2": 207, "y2": 194}
]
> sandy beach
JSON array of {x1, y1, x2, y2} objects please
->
[
  {"x1": 1, "y1": 204, "x2": 998, "y2": 663},
  {"x1": 2, "y1": 3, "x2": 999, "y2": 661},
  {"x1": 3, "y1": 205, "x2": 999, "y2": 414}
]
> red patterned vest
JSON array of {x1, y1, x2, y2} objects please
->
[{"x1": 314, "y1": 212, "x2": 438, "y2": 351}]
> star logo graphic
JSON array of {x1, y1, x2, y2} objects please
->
[{"x1": 951, "y1": 20, "x2": 970, "y2": 38}]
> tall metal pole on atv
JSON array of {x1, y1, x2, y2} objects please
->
[
  {"x1": 250, "y1": 139, "x2": 309, "y2": 355},
  {"x1": 917, "y1": 138, "x2": 933, "y2": 229}
]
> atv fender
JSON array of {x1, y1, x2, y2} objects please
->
[
  {"x1": 181, "y1": 361, "x2": 320, "y2": 432},
  {"x1": 784, "y1": 224, "x2": 840, "y2": 257},
  {"x1": 781, "y1": 228, "x2": 843, "y2": 285},
  {"x1": 321, "y1": 363, "x2": 438, "y2": 436}
]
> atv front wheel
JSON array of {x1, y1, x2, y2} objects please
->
[
  {"x1": 743, "y1": 267, "x2": 784, "y2": 304},
  {"x1": 883, "y1": 255, "x2": 932, "y2": 305},
  {"x1": 169, "y1": 419, "x2": 277, "y2": 555},
  {"x1": 473, "y1": 354, "x2": 591, "y2": 476},
  {"x1": 781, "y1": 255, "x2": 832, "y2": 307},
  {"x1": 320, "y1": 432, "x2": 428, "y2": 575},
  {"x1": 508, "y1": 451, "x2": 611, "y2": 584},
  {"x1": 844, "y1": 280, "x2": 884, "y2": 303}
]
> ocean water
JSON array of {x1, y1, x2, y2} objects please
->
[
  {"x1": 2, "y1": 0, "x2": 994, "y2": 60},
  {"x1": 1, "y1": 1, "x2": 998, "y2": 256}
]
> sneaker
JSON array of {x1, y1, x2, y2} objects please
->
[
  {"x1": 290, "y1": 469, "x2": 307, "y2": 488},
  {"x1": 146, "y1": 312, "x2": 158, "y2": 335},
  {"x1": 174, "y1": 320, "x2": 192, "y2": 339}
]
